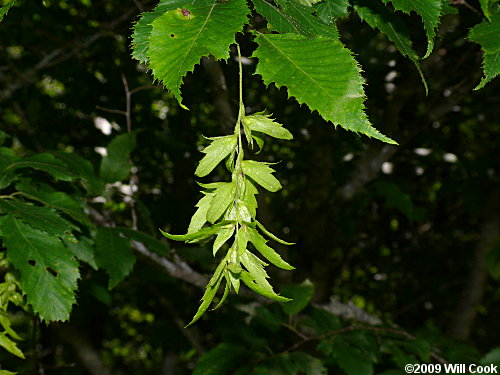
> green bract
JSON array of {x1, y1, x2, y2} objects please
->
[{"x1": 160, "y1": 47, "x2": 295, "y2": 325}]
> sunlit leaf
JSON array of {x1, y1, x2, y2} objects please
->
[
  {"x1": 195, "y1": 135, "x2": 237, "y2": 177},
  {"x1": 147, "y1": 0, "x2": 250, "y2": 108},
  {"x1": 242, "y1": 160, "x2": 282, "y2": 192},
  {"x1": 469, "y1": 8, "x2": 500, "y2": 89},
  {"x1": 253, "y1": 33, "x2": 396, "y2": 144}
]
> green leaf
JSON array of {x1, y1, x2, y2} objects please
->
[
  {"x1": 16, "y1": 181, "x2": 93, "y2": 227},
  {"x1": 295, "y1": 0, "x2": 322, "y2": 6},
  {"x1": 52, "y1": 151, "x2": 104, "y2": 194},
  {"x1": 242, "y1": 112, "x2": 293, "y2": 140},
  {"x1": 315, "y1": 0, "x2": 349, "y2": 24},
  {"x1": 207, "y1": 182, "x2": 236, "y2": 223},
  {"x1": 236, "y1": 225, "x2": 249, "y2": 255},
  {"x1": 213, "y1": 224, "x2": 235, "y2": 256},
  {"x1": 187, "y1": 260, "x2": 226, "y2": 326},
  {"x1": 256, "y1": 220, "x2": 295, "y2": 245},
  {"x1": 252, "y1": 135, "x2": 265, "y2": 154},
  {"x1": 0, "y1": 370, "x2": 17, "y2": 375},
  {"x1": 131, "y1": 0, "x2": 194, "y2": 64},
  {"x1": 94, "y1": 227, "x2": 135, "y2": 289},
  {"x1": 4, "y1": 153, "x2": 75, "y2": 181},
  {"x1": 376, "y1": 181, "x2": 426, "y2": 221},
  {"x1": 240, "y1": 269, "x2": 290, "y2": 302},
  {"x1": 0, "y1": 0, "x2": 16, "y2": 22},
  {"x1": 277, "y1": 0, "x2": 339, "y2": 38},
  {"x1": 3, "y1": 216, "x2": 80, "y2": 322},
  {"x1": 354, "y1": 0, "x2": 428, "y2": 94},
  {"x1": 469, "y1": 8, "x2": 500, "y2": 89},
  {"x1": 381, "y1": 0, "x2": 442, "y2": 58},
  {"x1": 253, "y1": 0, "x2": 312, "y2": 35},
  {"x1": 114, "y1": 227, "x2": 170, "y2": 256},
  {"x1": 281, "y1": 279, "x2": 314, "y2": 314},
  {"x1": 479, "y1": 0, "x2": 493, "y2": 21},
  {"x1": 480, "y1": 347, "x2": 500, "y2": 366},
  {"x1": 160, "y1": 222, "x2": 226, "y2": 241},
  {"x1": 247, "y1": 226, "x2": 294, "y2": 270},
  {"x1": 99, "y1": 132, "x2": 137, "y2": 183},
  {"x1": 212, "y1": 274, "x2": 231, "y2": 309},
  {"x1": 63, "y1": 236, "x2": 98, "y2": 270},
  {"x1": 193, "y1": 343, "x2": 247, "y2": 375},
  {"x1": 0, "y1": 332, "x2": 24, "y2": 359},
  {"x1": 243, "y1": 179, "x2": 259, "y2": 217},
  {"x1": 240, "y1": 252, "x2": 291, "y2": 302},
  {"x1": 147, "y1": 0, "x2": 250, "y2": 108},
  {"x1": 330, "y1": 337, "x2": 374, "y2": 375},
  {"x1": 253, "y1": 33, "x2": 396, "y2": 144},
  {"x1": 241, "y1": 160, "x2": 282, "y2": 192},
  {"x1": 0, "y1": 198, "x2": 76, "y2": 236},
  {"x1": 188, "y1": 193, "x2": 214, "y2": 233},
  {"x1": 195, "y1": 135, "x2": 238, "y2": 177}
]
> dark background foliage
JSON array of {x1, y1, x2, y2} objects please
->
[{"x1": 0, "y1": 0, "x2": 499, "y2": 373}]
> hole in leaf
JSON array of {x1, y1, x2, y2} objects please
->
[
  {"x1": 46, "y1": 267, "x2": 58, "y2": 277},
  {"x1": 170, "y1": 33, "x2": 175, "y2": 38},
  {"x1": 28, "y1": 259, "x2": 36, "y2": 266}
]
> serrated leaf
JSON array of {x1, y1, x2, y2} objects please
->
[
  {"x1": 63, "y1": 236, "x2": 97, "y2": 270},
  {"x1": 242, "y1": 112, "x2": 293, "y2": 140},
  {"x1": 213, "y1": 224, "x2": 235, "y2": 256},
  {"x1": 148, "y1": 0, "x2": 250, "y2": 108},
  {"x1": 240, "y1": 251, "x2": 291, "y2": 302},
  {"x1": 195, "y1": 135, "x2": 238, "y2": 177},
  {"x1": 3, "y1": 216, "x2": 79, "y2": 322},
  {"x1": 247, "y1": 226, "x2": 294, "y2": 269},
  {"x1": 16, "y1": 181, "x2": 93, "y2": 227},
  {"x1": 99, "y1": 132, "x2": 137, "y2": 183},
  {"x1": 4, "y1": 153, "x2": 75, "y2": 181},
  {"x1": 94, "y1": 227, "x2": 135, "y2": 289},
  {"x1": 0, "y1": 332, "x2": 24, "y2": 359},
  {"x1": 207, "y1": 182, "x2": 236, "y2": 223},
  {"x1": 469, "y1": 8, "x2": 500, "y2": 89},
  {"x1": 243, "y1": 179, "x2": 258, "y2": 217},
  {"x1": 115, "y1": 227, "x2": 170, "y2": 256},
  {"x1": 241, "y1": 160, "x2": 282, "y2": 192},
  {"x1": 52, "y1": 151, "x2": 104, "y2": 194},
  {"x1": 188, "y1": 193, "x2": 214, "y2": 233},
  {"x1": 330, "y1": 338, "x2": 374, "y2": 375},
  {"x1": 315, "y1": 0, "x2": 349, "y2": 24},
  {"x1": 253, "y1": 33, "x2": 396, "y2": 144},
  {"x1": 295, "y1": 0, "x2": 322, "y2": 6},
  {"x1": 193, "y1": 343, "x2": 247, "y2": 375},
  {"x1": 0, "y1": 1, "x2": 17, "y2": 22},
  {"x1": 187, "y1": 260, "x2": 226, "y2": 326},
  {"x1": 256, "y1": 220, "x2": 295, "y2": 245},
  {"x1": 253, "y1": 0, "x2": 311, "y2": 35},
  {"x1": 277, "y1": 0, "x2": 339, "y2": 38},
  {"x1": 236, "y1": 225, "x2": 249, "y2": 255},
  {"x1": 354, "y1": 0, "x2": 428, "y2": 94},
  {"x1": 0, "y1": 198, "x2": 76, "y2": 236},
  {"x1": 381, "y1": 0, "x2": 442, "y2": 58},
  {"x1": 131, "y1": 0, "x2": 194, "y2": 63},
  {"x1": 160, "y1": 222, "x2": 227, "y2": 241},
  {"x1": 281, "y1": 279, "x2": 314, "y2": 314},
  {"x1": 252, "y1": 134, "x2": 265, "y2": 154},
  {"x1": 240, "y1": 270, "x2": 291, "y2": 302},
  {"x1": 212, "y1": 274, "x2": 231, "y2": 310},
  {"x1": 479, "y1": 0, "x2": 492, "y2": 20}
]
